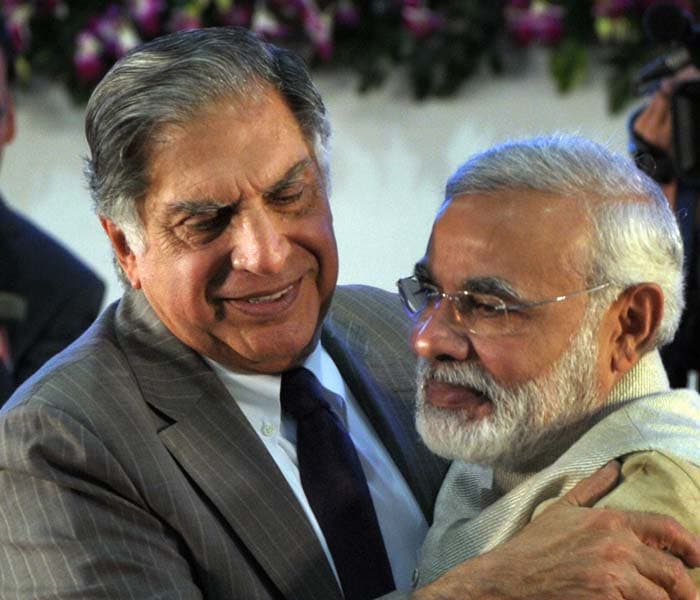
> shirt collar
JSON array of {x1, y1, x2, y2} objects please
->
[{"x1": 204, "y1": 344, "x2": 348, "y2": 424}]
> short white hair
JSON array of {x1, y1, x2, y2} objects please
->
[{"x1": 445, "y1": 134, "x2": 685, "y2": 348}]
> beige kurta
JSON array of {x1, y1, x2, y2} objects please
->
[{"x1": 415, "y1": 350, "x2": 700, "y2": 589}]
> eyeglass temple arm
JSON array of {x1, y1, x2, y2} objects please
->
[{"x1": 505, "y1": 282, "x2": 611, "y2": 312}]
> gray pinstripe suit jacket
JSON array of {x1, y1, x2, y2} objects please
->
[{"x1": 0, "y1": 285, "x2": 448, "y2": 599}]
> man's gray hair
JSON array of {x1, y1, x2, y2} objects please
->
[
  {"x1": 84, "y1": 26, "x2": 331, "y2": 251},
  {"x1": 445, "y1": 134, "x2": 685, "y2": 348}
]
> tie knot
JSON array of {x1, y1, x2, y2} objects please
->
[{"x1": 281, "y1": 367, "x2": 331, "y2": 419}]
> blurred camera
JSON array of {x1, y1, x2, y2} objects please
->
[
  {"x1": 633, "y1": 2, "x2": 700, "y2": 186},
  {"x1": 671, "y1": 79, "x2": 700, "y2": 185}
]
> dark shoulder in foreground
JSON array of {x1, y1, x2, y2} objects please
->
[{"x1": 0, "y1": 300, "x2": 135, "y2": 420}]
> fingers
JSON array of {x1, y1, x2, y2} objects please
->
[
  {"x1": 443, "y1": 502, "x2": 700, "y2": 600},
  {"x1": 635, "y1": 93, "x2": 673, "y2": 150},
  {"x1": 656, "y1": 65, "x2": 700, "y2": 97},
  {"x1": 636, "y1": 65, "x2": 700, "y2": 154},
  {"x1": 558, "y1": 461, "x2": 621, "y2": 508},
  {"x1": 627, "y1": 512, "x2": 700, "y2": 568},
  {"x1": 577, "y1": 517, "x2": 698, "y2": 599},
  {"x1": 664, "y1": 64, "x2": 700, "y2": 94},
  {"x1": 619, "y1": 576, "x2": 679, "y2": 600},
  {"x1": 632, "y1": 541, "x2": 700, "y2": 600}
]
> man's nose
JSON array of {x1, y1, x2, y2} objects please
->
[
  {"x1": 411, "y1": 298, "x2": 472, "y2": 362},
  {"x1": 230, "y1": 207, "x2": 292, "y2": 274}
]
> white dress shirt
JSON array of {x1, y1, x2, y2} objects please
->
[{"x1": 206, "y1": 344, "x2": 427, "y2": 592}]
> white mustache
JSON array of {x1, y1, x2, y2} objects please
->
[{"x1": 419, "y1": 360, "x2": 502, "y2": 401}]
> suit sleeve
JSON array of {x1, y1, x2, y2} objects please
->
[
  {"x1": 0, "y1": 403, "x2": 203, "y2": 599},
  {"x1": 594, "y1": 451, "x2": 700, "y2": 588}
]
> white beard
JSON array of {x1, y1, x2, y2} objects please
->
[{"x1": 415, "y1": 316, "x2": 602, "y2": 468}]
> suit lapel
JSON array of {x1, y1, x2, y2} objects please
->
[
  {"x1": 115, "y1": 290, "x2": 341, "y2": 600},
  {"x1": 158, "y1": 398, "x2": 341, "y2": 600},
  {"x1": 322, "y1": 286, "x2": 449, "y2": 522}
]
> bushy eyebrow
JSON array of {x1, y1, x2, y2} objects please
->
[
  {"x1": 162, "y1": 158, "x2": 313, "y2": 219},
  {"x1": 165, "y1": 199, "x2": 230, "y2": 218},
  {"x1": 463, "y1": 277, "x2": 521, "y2": 301},
  {"x1": 413, "y1": 261, "x2": 522, "y2": 301},
  {"x1": 265, "y1": 158, "x2": 312, "y2": 196}
]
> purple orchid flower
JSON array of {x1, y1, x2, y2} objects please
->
[
  {"x1": 304, "y1": 6, "x2": 333, "y2": 61},
  {"x1": 335, "y1": 0, "x2": 360, "y2": 27},
  {"x1": 251, "y1": 5, "x2": 290, "y2": 40},
  {"x1": 5, "y1": 4, "x2": 31, "y2": 53},
  {"x1": 218, "y1": 4, "x2": 254, "y2": 27},
  {"x1": 593, "y1": 0, "x2": 636, "y2": 18},
  {"x1": 402, "y1": 0, "x2": 444, "y2": 38},
  {"x1": 74, "y1": 30, "x2": 104, "y2": 83},
  {"x1": 129, "y1": 0, "x2": 166, "y2": 37},
  {"x1": 92, "y1": 4, "x2": 124, "y2": 55},
  {"x1": 506, "y1": 1, "x2": 564, "y2": 46},
  {"x1": 168, "y1": 8, "x2": 203, "y2": 32}
]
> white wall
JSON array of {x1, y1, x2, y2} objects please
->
[{"x1": 2, "y1": 52, "x2": 638, "y2": 307}]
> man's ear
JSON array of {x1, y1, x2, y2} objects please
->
[
  {"x1": 607, "y1": 283, "x2": 664, "y2": 375},
  {"x1": 100, "y1": 217, "x2": 142, "y2": 289}
]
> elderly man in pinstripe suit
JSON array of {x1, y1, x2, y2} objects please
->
[{"x1": 0, "y1": 27, "x2": 698, "y2": 600}]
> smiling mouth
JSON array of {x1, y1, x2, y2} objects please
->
[
  {"x1": 244, "y1": 283, "x2": 295, "y2": 304},
  {"x1": 216, "y1": 279, "x2": 302, "y2": 318}
]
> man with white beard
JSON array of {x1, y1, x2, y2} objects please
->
[{"x1": 395, "y1": 134, "x2": 700, "y2": 595}]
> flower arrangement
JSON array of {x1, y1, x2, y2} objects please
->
[{"x1": 1, "y1": 0, "x2": 697, "y2": 110}]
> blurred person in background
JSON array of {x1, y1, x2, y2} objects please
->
[
  {"x1": 629, "y1": 65, "x2": 700, "y2": 388},
  {"x1": 0, "y1": 16, "x2": 105, "y2": 404}
]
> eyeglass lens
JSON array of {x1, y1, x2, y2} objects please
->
[{"x1": 398, "y1": 277, "x2": 514, "y2": 336}]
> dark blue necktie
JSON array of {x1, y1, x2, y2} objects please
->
[{"x1": 281, "y1": 367, "x2": 395, "y2": 600}]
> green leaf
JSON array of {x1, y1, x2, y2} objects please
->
[
  {"x1": 607, "y1": 69, "x2": 634, "y2": 114},
  {"x1": 549, "y1": 40, "x2": 589, "y2": 94}
]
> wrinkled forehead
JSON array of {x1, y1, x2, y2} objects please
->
[
  {"x1": 143, "y1": 88, "x2": 304, "y2": 178},
  {"x1": 143, "y1": 89, "x2": 314, "y2": 199},
  {"x1": 147, "y1": 82, "x2": 273, "y2": 141},
  {"x1": 427, "y1": 189, "x2": 592, "y2": 295}
]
